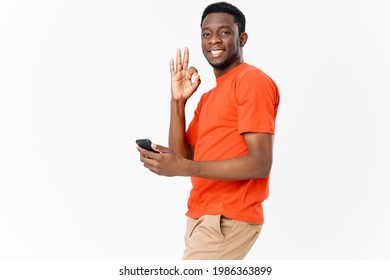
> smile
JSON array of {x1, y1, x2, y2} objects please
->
[{"x1": 210, "y1": 50, "x2": 224, "y2": 57}]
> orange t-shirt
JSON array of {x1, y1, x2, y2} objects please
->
[{"x1": 186, "y1": 62, "x2": 280, "y2": 224}]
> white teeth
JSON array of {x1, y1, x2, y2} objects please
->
[{"x1": 211, "y1": 50, "x2": 223, "y2": 55}]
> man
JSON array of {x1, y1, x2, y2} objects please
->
[{"x1": 137, "y1": 2, "x2": 279, "y2": 259}]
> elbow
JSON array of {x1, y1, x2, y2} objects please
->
[
  {"x1": 254, "y1": 158, "x2": 273, "y2": 178},
  {"x1": 256, "y1": 168, "x2": 271, "y2": 179}
]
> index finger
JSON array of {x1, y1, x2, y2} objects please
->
[{"x1": 137, "y1": 146, "x2": 159, "y2": 159}]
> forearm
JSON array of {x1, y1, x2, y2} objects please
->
[
  {"x1": 183, "y1": 153, "x2": 272, "y2": 180},
  {"x1": 169, "y1": 99, "x2": 191, "y2": 159}
]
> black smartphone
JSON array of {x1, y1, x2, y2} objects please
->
[{"x1": 136, "y1": 139, "x2": 158, "y2": 153}]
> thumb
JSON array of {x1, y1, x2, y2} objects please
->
[
  {"x1": 151, "y1": 143, "x2": 171, "y2": 153},
  {"x1": 193, "y1": 73, "x2": 201, "y2": 89}
]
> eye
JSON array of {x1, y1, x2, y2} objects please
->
[
  {"x1": 202, "y1": 32, "x2": 210, "y2": 37},
  {"x1": 221, "y1": 30, "x2": 231, "y2": 36}
]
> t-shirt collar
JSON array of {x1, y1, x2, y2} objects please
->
[{"x1": 216, "y1": 62, "x2": 248, "y2": 86}]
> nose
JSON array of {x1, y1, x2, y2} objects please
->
[{"x1": 209, "y1": 33, "x2": 221, "y2": 44}]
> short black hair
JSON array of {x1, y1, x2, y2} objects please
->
[{"x1": 201, "y1": 2, "x2": 246, "y2": 34}]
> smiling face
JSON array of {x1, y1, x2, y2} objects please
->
[{"x1": 201, "y1": 12, "x2": 247, "y2": 77}]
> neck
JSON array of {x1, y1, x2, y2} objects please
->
[{"x1": 213, "y1": 56, "x2": 244, "y2": 78}]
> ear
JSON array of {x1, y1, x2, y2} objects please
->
[{"x1": 239, "y1": 32, "x2": 248, "y2": 47}]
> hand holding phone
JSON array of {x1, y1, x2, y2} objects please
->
[{"x1": 136, "y1": 139, "x2": 159, "y2": 153}]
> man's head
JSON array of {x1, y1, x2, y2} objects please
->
[
  {"x1": 200, "y1": 2, "x2": 248, "y2": 77},
  {"x1": 201, "y1": 2, "x2": 246, "y2": 35}
]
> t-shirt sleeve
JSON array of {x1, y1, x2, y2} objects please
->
[{"x1": 236, "y1": 70, "x2": 280, "y2": 134}]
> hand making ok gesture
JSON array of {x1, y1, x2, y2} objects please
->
[{"x1": 170, "y1": 47, "x2": 201, "y2": 101}]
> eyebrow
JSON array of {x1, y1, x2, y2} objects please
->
[{"x1": 201, "y1": 25, "x2": 234, "y2": 31}]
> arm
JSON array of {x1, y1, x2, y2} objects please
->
[
  {"x1": 189, "y1": 132, "x2": 273, "y2": 180},
  {"x1": 168, "y1": 47, "x2": 200, "y2": 159},
  {"x1": 138, "y1": 132, "x2": 273, "y2": 180},
  {"x1": 169, "y1": 99, "x2": 191, "y2": 159}
]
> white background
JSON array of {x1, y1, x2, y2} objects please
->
[{"x1": 1, "y1": 0, "x2": 389, "y2": 260}]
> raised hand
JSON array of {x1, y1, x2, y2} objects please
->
[{"x1": 170, "y1": 47, "x2": 201, "y2": 101}]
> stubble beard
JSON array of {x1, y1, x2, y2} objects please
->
[{"x1": 206, "y1": 52, "x2": 241, "y2": 70}]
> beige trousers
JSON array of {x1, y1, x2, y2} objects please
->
[{"x1": 182, "y1": 214, "x2": 262, "y2": 260}]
